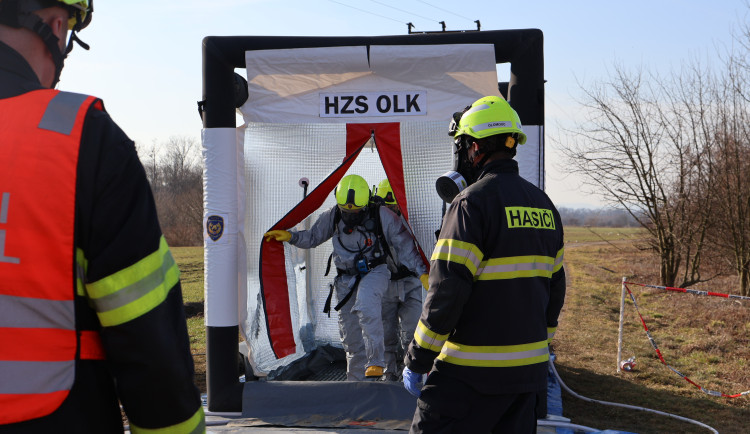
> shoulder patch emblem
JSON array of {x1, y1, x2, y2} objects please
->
[{"x1": 206, "y1": 215, "x2": 224, "y2": 241}]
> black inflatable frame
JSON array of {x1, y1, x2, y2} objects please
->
[{"x1": 201, "y1": 29, "x2": 544, "y2": 412}]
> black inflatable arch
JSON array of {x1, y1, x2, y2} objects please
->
[{"x1": 201, "y1": 30, "x2": 544, "y2": 412}]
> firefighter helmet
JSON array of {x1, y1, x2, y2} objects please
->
[
  {"x1": 335, "y1": 174, "x2": 370, "y2": 211},
  {"x1": 374, "y1": 179, "x2": 396, "y2": 205},
  {"x1": 449, "y1": 95, "x2": 527, "y2": 145}
]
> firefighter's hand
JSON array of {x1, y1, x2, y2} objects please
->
[
  {"x1": 264, "y1": 230, "x2": 291, "y2": 243},
  {"x1": 420, "y1": 273, "x2": 429, "y2": 290},
  {"x1": 402, "y1": 366, "x2": 425, "y2": 398}
]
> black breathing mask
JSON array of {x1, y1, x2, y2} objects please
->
[
  {"x1": 436, "y1": 108, "x2": 477, "y2": 203},
  {"x1": 436, "y1": 129, "x2": 482, "y2": 203},
  {"x1": 340, "y1": 207, "x2": 368, "y2": 232}
]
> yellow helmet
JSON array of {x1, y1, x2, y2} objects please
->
[
  {"x1": 0, "y1": 0, "x2": 93, "y2": 31},
  {"x1": 450, "y1": 95, "x2": 527, "y2": 145},
  {"x1": 374, "y1": 179, "x2": 396, "y2": 205},
  {"x1": 60, "y1": 0, "x2": 92, "y2": 31},
  {"x1": 335, "y1": 174, "x2": 370, "y2": 211}
]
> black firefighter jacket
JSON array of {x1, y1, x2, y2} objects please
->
[{"x1": 405, "y1": 158, "x2": 566, "y2": 394}]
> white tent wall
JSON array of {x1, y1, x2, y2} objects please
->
[
  {"x1": 241, "y1": 123, "x2": 352, "y2": 373},
  {"x1": 240, "y1": 122, "x2": 455, "y2": 374},
  {"x1": 518, "y1": 125, "x2": 544, "y2": 188},
  {"x1": 242, "y1": 44, "x2": 500, "y2": 123}
]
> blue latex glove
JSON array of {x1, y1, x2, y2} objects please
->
[{"x1": 402, "y1": 366, "x2": 425, "y2": 398}]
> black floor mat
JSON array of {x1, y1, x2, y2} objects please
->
[{"x1": 307, "y1": 360, "x2": 348, "y2": 381}]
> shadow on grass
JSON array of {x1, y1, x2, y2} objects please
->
[
  {"x1": 184, "y1": 301, "x2": 204, "y2": 319},
  {"x1": 556, "y1": 363, "x2": 748, "y2": 434}
]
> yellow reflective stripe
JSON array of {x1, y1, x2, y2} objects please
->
[
  {"x1": 87, "y1": 237, "x2": 172, "y2": 298},
  {"x1": 413, "y1": 320, "x2": 449, "y2": 353},
  {"x1": 547, "y1": 327, "x2": 556, "y2": 343},
  {"x1": 475, "y1": 255, "x2": 555, "y2": 280},
  {"x1": 430, "y1": 239, "x2": 483, "y2": 276},
  {"x1": 437, "y1": 340, "x2": 549, "y2": 367},
  {"x1": 76, "y1": 247, "x2": 87, "y2": 297},
  {"x1": 130, "y1": 407, "x2": 205, "y2": 434},
  {"x1": 87, "y1": 237, "x2": 180, "y2": 327},
  {"x1": 553, "y1": 247, "x2": 564, "y2": 273}
]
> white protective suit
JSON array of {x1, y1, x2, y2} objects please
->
[
  {"x1": 381, "y1": 218, "x2": 424, "y2": 380},
  {"x1": 289, "y1": 205, "x2": 426, "y2": 380}
]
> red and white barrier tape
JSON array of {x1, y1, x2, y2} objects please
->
[
  {"x1": 624, "y1": 281, "x2": 750, "y2": 301},
  {"x1": 623, "y1": 282, "x2": 750, "y2": 399}
]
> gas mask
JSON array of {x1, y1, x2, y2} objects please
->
[
  {"x1": 340, "y1": 207, "x2": 368, "y2": 232},
  {"x1": 436, "y1": 110, "x2": 482, "y2": 203}
]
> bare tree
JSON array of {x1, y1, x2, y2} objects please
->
[
  {"x1": 141, "y1": 136, "x2": 203, "y2": 246},
  {"x1": 137, "y1": 139, "x2": 160, "y2": 188},
  {"x1": 704, "y1": 28, "x2": 750, "y2": 296},
  {"x1": 559, "y1": 64, "x2": 713, "y2": 287}
]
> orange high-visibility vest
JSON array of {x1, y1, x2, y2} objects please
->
[{"x1": 0, "y1": 90, "x2": 106, "y2": 425}]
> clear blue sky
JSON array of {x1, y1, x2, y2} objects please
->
[{"x1": 59, "y1": 0, "x2": 746, "y2": 208}]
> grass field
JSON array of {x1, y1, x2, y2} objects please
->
[
  {"x1": 556, "y1": 227, "x2": 749, "y2": 433},
  {"x1": 172, "y1": 226, "x2": 749, "y2": 433},
  {"x1": 169, "y1": 246, "x2": 207, "y2": 386},
  {"x1": 563, "y1": 226, "x2": 644, "y2": 244}
]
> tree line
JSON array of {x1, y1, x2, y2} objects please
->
[
  {"x1": 557, "y1": 207, "x2": 639, "y2": 228},
  {"x1": 558, "y1": 14, "x2": 750, "y2": 295}
]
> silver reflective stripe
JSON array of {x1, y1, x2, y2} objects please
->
[
  {"x1": 414, "y1": 321, "x2": 447, "y2": 352},
  {"x1": 38, "y1": 92, "x2": 89, "y2": 135},
  {"x1": 431, "y1": 239, "x2": 483, "y2": 275},
  {"x1": 463, "y1": 103, "x2": 490, "y2": 117},
  {"x1": 554, "y1": 249, "x2": 564, "y2": 271},
  {"x1": 441, "y1": 345, "x2": 549, "y2": 361},
  {"x1": 0, "y1": 360, "x2": 74, "y2": 394},
  {"x1": 472, "y1": 121, "x2": 512, "y2": 132},
  {"x1": 479, "y1": 261, "x2": 554, "y2": 274},
  {"x1": 1, "y1": 192, "x2": 9, "y2": 223},
  {"x1": 91, "y1": 252, "x2": 176, "y2": 313},
  {"x1": 0, "y1": 294, "x2": 74, "y2": 329}
]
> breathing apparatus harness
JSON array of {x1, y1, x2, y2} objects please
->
[
  {"x1": 0, "y1": 0, "x2": 93, "y2": 87},
  {"x1": 322, "y1": 203, "x2": 393, "y2": 315}
]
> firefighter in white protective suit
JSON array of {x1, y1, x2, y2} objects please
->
[
  {"x1": 265, "y1": 174, "x2": 428, "y2": 380},
  {"x1": 374, "y1": 179, "x2": 426, "y2": 381}
]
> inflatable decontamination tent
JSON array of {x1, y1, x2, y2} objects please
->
[{"x1": 200, "y1": 31, "x2": 545, "y2": 420}]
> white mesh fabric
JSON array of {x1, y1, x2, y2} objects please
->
[
  {"x1": 399, "y1": 121, "x2": 454, "y2": 256},
  {"x1": 242, "y1": 121, "x2": 453, "y2": 373},
  {"x1": 243, "y1": 122, "x2": 346, "y2": 372}
]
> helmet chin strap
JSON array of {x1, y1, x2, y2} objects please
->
[
  {"x1": 8, "y1": 9, "x2": 63, "y2": 86},
  {"x1": 467, "y1": 142, "x2": 492, "y2": 171},
  {"x1": 54, "y1": 29, "x2": 88, "y2": 86},
  {"x1": 9, "y1": 8, "x2": 89, "y2": 87}
]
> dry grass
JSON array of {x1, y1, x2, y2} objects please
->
[
  {"x1": 171, "y1": 228, "x2": 750, "y2": 430},
  {"x1": 171, "y1": 247, "x2": 207, "y2": 393},
  {"x1": 557, "y1": 229, "x2": 750, "y2": 433}
]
